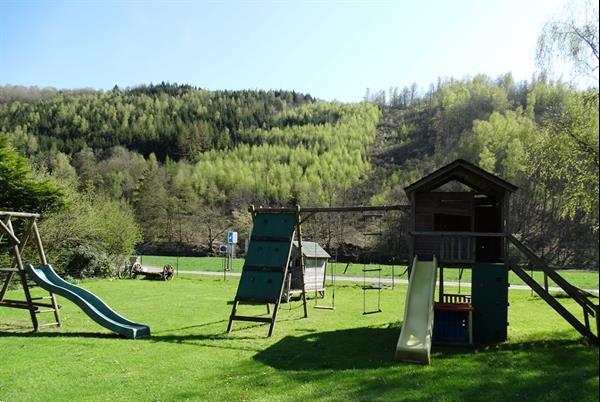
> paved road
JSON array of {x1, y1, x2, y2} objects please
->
[{"x1": 166, "y1": 268, "x2": 599, "y2": 295}]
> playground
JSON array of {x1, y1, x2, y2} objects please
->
[
  {"x1": 0, "y1": 274, "x2": 598, "y2": 401},
  {"x1": 1, "y1": 159, "x2": 599, "y2": 400}
]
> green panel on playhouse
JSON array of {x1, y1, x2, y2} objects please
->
[{"x1": 472, "y1": 263, "x2": 509, "y2": 344}]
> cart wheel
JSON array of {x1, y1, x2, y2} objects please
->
[
  {"x1": 163, "y1": 264, "x2": 174, "y2": 281},
  {"x1": 130, "y1": 262, "x2": 142, "y2": 279}
]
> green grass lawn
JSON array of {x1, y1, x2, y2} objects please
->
[
  {"x1": 141, "y1": 255, "x2": 599, "y2": 289},
  {"x1": 0, "y1": 275, "x2": 598, "y2": 401}
]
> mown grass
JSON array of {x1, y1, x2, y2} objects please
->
[
  {"x1": 141, "y1": 255, "x2": 599, "y2": 289},
  {"x1": 0, "y1": 274, "x2": 598, "y2": 401}
]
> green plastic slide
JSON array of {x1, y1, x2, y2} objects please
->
[
  {"x1": 27, "y1": 264, "x2": 150, "y2": 339},
  {"x1": 395, "y1": 256, "x2": 437, "y2": 364}
]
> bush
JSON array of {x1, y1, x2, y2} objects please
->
[
  {"x1": 63, "y1": 244, "x2": 112, "y2": 278},
  {"x1": 39, "y1": 187, "x2": 142, "y2": 278}
]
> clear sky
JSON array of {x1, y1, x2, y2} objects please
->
[{"x1": 0, "y1": 0, "x2": 564, "y2": 101}]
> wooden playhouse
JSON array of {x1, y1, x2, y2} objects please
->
[
  {"x1": 283, "y1": 241, "x2": 331, "y2": 301},
  {"x1": 405, "y1": 159, "x2": 598, "y2": 345},
  {"x1": 405, "y1": 159, "x2": 516, "y2": 345}
]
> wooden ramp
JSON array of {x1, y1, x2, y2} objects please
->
[
  {"x1": 227, "y1": 210, "x2": 307, "y2": 337},
  {"x1": 507, "y1": 235, "x2": 598, "y2": 345}
]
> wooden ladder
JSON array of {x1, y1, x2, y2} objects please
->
[
  {"x1": 0, "y1": 213, "x2": 62, "y2": 330},
  {"x1": 507, "y1": 235, "x2": 598, "y2": 345}
]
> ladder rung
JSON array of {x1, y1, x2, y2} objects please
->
[
  {"x1": 35, "y1": 309, "x2": 57, "y2": 314},
  {"x1": 37, "y1": 322, "x2": 60, "y2": 328},
  {"x1": 363, "y1": 286, "x2": 384, "y2": 290},
  {"x1": 362, "y1": 268, "x2": 382, "y2": 272},
  {"x1": 31, "y1": 296, "x2": 52, "y2": 300},
  {"x1": 0, "y1": 267, "x2": 19, "y2": 272}
]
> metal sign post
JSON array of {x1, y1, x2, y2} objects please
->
[{"x1": 225, "y1": 231, "x2": 238, "y2": 278}]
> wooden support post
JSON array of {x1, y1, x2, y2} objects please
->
[
  {"x1": 226, "y1": 300, "x2": 239, "y2": 333},
  {"x1": 12, "y1": 237, "x2": 39, "y2": 330},
  {"x1": 439, "y1": 265, "x2": 444, "y2": 302},
  {"x1": 31, "y1": 218, "x2": 61, "y2": 326},
  {"x1": 295, "y1": 205, "x2": 308, "y2": 319},
  {"x1": 32, "y1": 220, "x2": 47, "y2": 265},
  {"x1": 408, "y1": 193, "x2": 415, "y2": 276},
  {"x1": 267, "y1": 300, "x2": 281, "y2": 337}
]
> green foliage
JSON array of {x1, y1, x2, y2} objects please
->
[
  {"x1": 530, "y1": 91, "x2": 599, "y2": 230},
  {"x1": 40, "y1": 187, "x2": 142, "y2": 278},
  {"x1": 0, "y1": 85, "x2": 314, "y2": 160},
  {"x1": 461, "y1": 109, "x2": 537, "y2": 179},
  {"x1": 0, "y1": 135, "x2": 65, "y2": 213}
]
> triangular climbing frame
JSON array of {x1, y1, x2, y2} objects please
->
[
  {"x1": 0, "y1": 211, "x2": 61, "y2": 331},
  {"x1": 227, "y1": 208, "x2": 308, "y2": 337}
]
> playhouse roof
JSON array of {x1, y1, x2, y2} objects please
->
[
  {"x1": 292, "y1": 241, "x2": 331, "y2": 259},
  {"x1": 404, "y1": 159, "x2": 518, "y2": 197}
]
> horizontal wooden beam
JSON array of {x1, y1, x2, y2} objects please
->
[
  {"x1": 411, "y1": 231, "x2": 505, "y2": 237},
  {"x1": 0, "y1": 211, "x2": 40, "y2": 218},
  {"x1": 230, "y1": 315, "x2": 273, "y2": 323},
  {"x1": 250, "y1": 205, "x2": 410, "y2": 214}
]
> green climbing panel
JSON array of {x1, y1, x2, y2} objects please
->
[
  {"x1": 472, "y1": 263, "x2": 509, "y2": 344},
  {"x1": 235, "y1": 212, "x2": 296, "y2": 304}
]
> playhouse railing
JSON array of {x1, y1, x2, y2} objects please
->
[
  {"x1": 440, "y1": 235, "x2": 474, "y2": 263},
  {"x1": 412, "y1": 231, "x2": 504, "y2": 264}
]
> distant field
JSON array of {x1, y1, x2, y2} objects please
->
[{"x1": 140, "y1": 255, "x2": 599, "y2": 290}]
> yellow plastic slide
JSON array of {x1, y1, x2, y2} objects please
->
[{"x1": 395, "y1": 256, "x2": 437, "y2": 364}]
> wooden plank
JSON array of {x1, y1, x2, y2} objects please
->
[
  {"x1": 32, "y1": 220, "x2": 48, "y2": 265},
  {"x1": 0, "y1": 220, "x2": 20, "y2": 245},
  {"x1": 0, "y1": 267, "x2": 19, "y2": 272},
  {"x1": 508, "y1": 235, "x2": 596, "y2": 316},
  {"x1": 0, "y1": 211, "x2": 40, "y2": 218},
  {"x1": 295, "y1": 209, "x2": 308, "y2": 319},
  {"x1": 226, "y1": 300, "x2": 239, "y2": 333},
  {"x1": 411, "y1": 231, "x2": 505, "y2": 237},
  {"x1": 511, "y1": 264, "x2": 598, "y2": 344},
  {"x1": 231, "y1": 315, "x2": 273, "y2": 324},
  {"x1": 251, "y1": 205, "x2": 410, "y2": 214}
]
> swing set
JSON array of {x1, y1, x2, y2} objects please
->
[{"x1": 226, "y1": 204, "x2": 409, "y2": 336}]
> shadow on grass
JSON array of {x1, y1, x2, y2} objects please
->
[
  {"x1": 254, "y1": 325, "x2": 597, "y2": 372},
  {"x1": 247, "y1": 328, "x2": 598, "y2": 400},
  {"x1": 0, "y1": 330, "x2": 118, "y2": 339},
  {"x1": 254, "y1": 323, "x2": 402, "y2": 370}
]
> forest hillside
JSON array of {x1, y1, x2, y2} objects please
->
[{"x1": 0, "y1": 77, "x2": 598, "y2": 276}]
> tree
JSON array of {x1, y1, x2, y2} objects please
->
[
  {"x1": 536, "y1": 0, "x2": 599, "y2": 85},
  {"x1": 0, "y1": 136, "x2": 64, "y2": 213}
]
